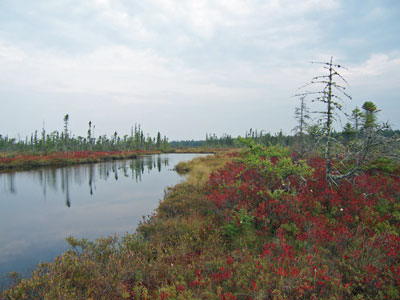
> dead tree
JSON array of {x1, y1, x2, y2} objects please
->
[
  {"x1": 296, "y1": 57, "x2": 351, "y2": 183},
  {"x1": 293, "y1": 96, "x2": 311, "y2": 155}
]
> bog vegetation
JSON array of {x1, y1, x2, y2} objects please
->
[
  {"x1": 1, "y1": 58, "x2": 400, "y2": 299},
  {"x1": 2, "y1": 142, "x2": 399, "y2": 299}
]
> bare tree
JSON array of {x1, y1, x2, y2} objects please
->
[
  {"x1": 63, "y1": 114, "x2": 69, "y2": 140},
  {"x1": 296, "y1": 57, "x2": 351, "y2": 182},
  {"x1": 63, "y1": 114, "x2": 69, "y2": 151},
  {"x1": 293, "y1": 96, "x2": 311, "y2": 154}
]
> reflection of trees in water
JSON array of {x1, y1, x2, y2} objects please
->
[
  {"x1": 38, "y1": 169, "x2": 46, "y2": 198},
  {"x1": 1, "y1": 173, "x2": 17, "y2": 194},
  {"x1": 157, "y1": 156, "x2": 162, "y2": 172},
  {"x1": 64, "y1": 168, "x2": 71, "y2": 208},
  {"x1": 1, "y1": 155, "x2": 171, "y2": 206},
  {"x1": 145, "y1": 156, "x2": 154, "y2": 171},
  {"x1": 112, "y1": 163, "x2": 118, "y2": 181},
  {"x1": 73, "y1": 166, "x2": 84, "y2": 185},
  {"x1": 130, "y1": 158, "x2": 144, "y2": 182},
  {"x1": 88, "y1": 165, "x2": 95, "y2": 195},
  {"x1": 8, "y1": 173, "x2": 16, "y2": 194},
  {"x1": 49, "y1": 169, "x2": 57, "y2": 192},
  {"x1": 121, "y1": 162, "x2": 129, "y2": 178},
  {"x1": 13, "y1": 155, "x2": 170, "y2": 205},
  {"x1": 60, "y1": 168, "x2": 71, "y2": 207}
]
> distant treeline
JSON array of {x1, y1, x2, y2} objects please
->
[
  {"x1": 169, "y1": 130, "x2": 290, "y2": 148},
  {"x1": 0, "y1": 115, "x2": 168, "y2": 153},
  {"x1": 2, "y1": 126, "x2": 399, "y2": 153},
  {"x1": 1, "y1": 114, "x2": 399, "y2": 153},
  {"x1": 156, "y1": 127, "x2": 400, "y2": 150}
]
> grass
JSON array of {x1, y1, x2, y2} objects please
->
[{"x1": 174, "y1": 153, "x2": 234, "y2": 187}]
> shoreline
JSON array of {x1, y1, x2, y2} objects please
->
[{"x1": 0, "y1": 148, "x2": 227, "y2": 173}]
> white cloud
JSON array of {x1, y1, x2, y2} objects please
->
[
  {"x1": 0, "y1": 39, "x2": 269, "y2": 108},
  {"x1": 0, "y1": 0, "x2": 399, "y2": 138},
  {"x1": 348, "y1": 53, "x2": 400, "y2": 88},
  {"x1": 0, "y1": 41, "x2": 27, "y2": 62}
]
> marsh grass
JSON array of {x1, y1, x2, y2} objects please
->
[{"x1": 174, "y1": 153, "x2": 233, "y2": 187}]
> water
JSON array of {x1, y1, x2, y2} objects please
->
[{"x1": 0, "y1": 153, "x2": 207, "y2": 283}]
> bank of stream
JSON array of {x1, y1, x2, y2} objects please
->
[{"x1": 0, "y1": 153, "x2": 212, "y2": 290}]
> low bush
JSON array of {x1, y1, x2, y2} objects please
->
[{"x1": 2, "y1": 146, "x2": 399, "y2": 300}]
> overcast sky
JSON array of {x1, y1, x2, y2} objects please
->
[{"x1": 1, "y1": 0, "x2": 399, "y2": 140}]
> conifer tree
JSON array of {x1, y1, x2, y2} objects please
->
[
  {"x1": 156, "y1": 132, "x2": 161, "y2": 149},
  {"x1": 351, "y1": 107, "x2": 363, "y2": 138},
  {"x1": 362, "y1": 101, "x2": 379, "y2": 130}
]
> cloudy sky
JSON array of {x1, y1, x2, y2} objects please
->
[{"x1": 1, "y1": 0, "x2": 399, "y2": 140}]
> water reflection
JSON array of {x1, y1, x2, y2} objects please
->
[
  {"x1": 1, "y1": 155, "x2": 170, "y2": 207},
  {"x1": 0, "y1": 153, "x2": 207, "y2": 287},
  {"x1": 2, "y1": 172, "x2": 16, "y2": 194}
]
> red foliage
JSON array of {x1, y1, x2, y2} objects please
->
[
  {"x1": 0, "y1": 150, "x2": 142, "y2": 169},
  {"x1": 204, "y1": 153, "x2": 400, "y2": 298}
]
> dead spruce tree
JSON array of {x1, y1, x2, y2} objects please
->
[
  {"x1": 296, "y1": 57, "x2": 351, "y2": 183},
  {"x1": 292, "y1": 96, "x2": 311, "y2": 155}
]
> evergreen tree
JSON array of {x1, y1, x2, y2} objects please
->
[
  {"x1": 362, "y1": 101, "x2": 379, "y2": 129},
  {"x1": 351, "y1": 107, "x2": 363, "y2": 137},
  {"x1": 156, "y1": 132, "x2": 161, "y2": 149}
]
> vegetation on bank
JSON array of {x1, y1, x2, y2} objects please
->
[
  {"x1": 0, "y1": 148, "x2": 227, "y2": 172},
  {"x1": 2, "y1": 142, "x2": 399, "y2": 300},
  {"x1": 0, "y1": 150, "x2": 141, "y2": 171},
  {"x1": 174, "y1": 153, "x2": 233, "y2": 186}
]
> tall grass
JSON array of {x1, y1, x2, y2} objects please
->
[{"x1": 174, "y1": 153, "x2": 233, "y2": 187}]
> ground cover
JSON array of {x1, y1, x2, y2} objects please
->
[{"x1": 1, "y1": 145, "x2": 399, "y2": 300}]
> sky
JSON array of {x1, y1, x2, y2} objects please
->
[{"x1": 0, "y1": 0, "x2": 399, "y2": 141}]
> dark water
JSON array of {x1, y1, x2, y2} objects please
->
[{"x1": 0, "y1": 153, "x2": 206, "y2": 283}]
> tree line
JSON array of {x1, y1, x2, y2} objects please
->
[
  {"x1": 0, "y1": 115, "x2": 169, "y2": 153},
  {"x1": 1, "y1": 114, "x2": 398, "y2": 154},
  {"x1": 1, "y1": 62, "x2": 399, "y2": 157}
]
